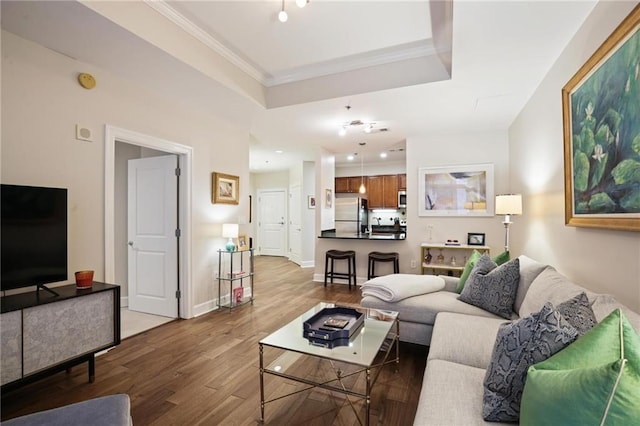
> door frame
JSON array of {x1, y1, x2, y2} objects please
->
[{"x1": 104, "y1": 125, "x2": 193, "y2": 319}]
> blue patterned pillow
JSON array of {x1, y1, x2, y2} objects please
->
[
  {"x1": 555, "y1": 292, "x2": 597, "y2": 336},
  {"x1": 458, "y1": 255, "x2": 520, "y2": 319},
  {"x1": 483, "y1": 303, "x2": 579, "y2": 422}
]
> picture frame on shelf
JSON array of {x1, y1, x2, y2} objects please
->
[
  {"x1": 418, "y1": 164, "x2": 494, "y2": 217},
  {"x1": 467, "y1": 232, "x2": 486, "y2": 246},
  {"x1": 212, "y1": 172, "x2": 239, "y2": 205},
  {"x1": 308, "y1": 195, "x2": 316, "y2": 209},
  {"x1": 236, "y1": 234, "x2": 249, "y2": 251},
  {"x1": 562, "y1": 7, "x2": 640, "y2": 232}
]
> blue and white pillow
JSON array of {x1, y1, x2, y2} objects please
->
[{"x1": 482, "y1": 303, "x2": 578, "y2": 422}]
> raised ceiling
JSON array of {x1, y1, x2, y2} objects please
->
[{"x1": 1, "y1": 1, "x2": 598, "y2": 171}]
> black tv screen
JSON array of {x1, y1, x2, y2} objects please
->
[{"x1": 1, "y1": 184, "x2": 68, "y2": 291}]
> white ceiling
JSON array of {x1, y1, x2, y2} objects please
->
[{"x1": 1, "y1": 0, "x2": 597, "y2": 172}]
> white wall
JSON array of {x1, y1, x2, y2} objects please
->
[
  {"x1": 1, "y1": 32, "x2": 250, "y2": 315},
  {"x1": 404, "y1": 130, "x2": 511, "y2": 271},
  {"x1": 302, "y1": 161, "x2": 316, "y2": 267},
  {"x1": 509, "y1": 1, "x2": 640, "y2": 312}
]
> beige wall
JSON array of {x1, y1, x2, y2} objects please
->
[
  {"x1": 509, "y1": 1, "x2": 640, "y2": 311},
  {"x1": 1, "y1": 31, "x2": 250, "y2": 314}
]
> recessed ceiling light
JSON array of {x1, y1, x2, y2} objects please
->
[
  {"x1": 275, "y1": 150, "x2": 283, "y2": 154},
  {"x1": 380, "y1": 152, "x2": 387, "y2": 158},
  {"x1": 347, "y1": 155, "x2": 354, "y2": 161}
]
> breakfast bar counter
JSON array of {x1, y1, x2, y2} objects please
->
[{"x1": 319, "y1": 231, "x2": 406, "y2": 241}]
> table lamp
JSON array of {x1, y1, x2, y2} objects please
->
[
  {"x1": 495, "y1": 194, "x2": 522, "y2": 252},
  {"x1": 222, "y1": 223, "x2": 239, "y2": 252}
]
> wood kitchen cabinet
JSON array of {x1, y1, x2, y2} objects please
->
[
  {"x1": 335, "y1": 176, "x2": 367, "y2": 193},
  {"x1": 367, "y1": 174, "x2": 398, "y2": 208},
  {"x1": 398, "y1": 173, "x2": 407, "y2": 190}
]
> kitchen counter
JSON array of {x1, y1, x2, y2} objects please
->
[{"x1": 319, "y1": 231, "x2": 406, "y2": 240}]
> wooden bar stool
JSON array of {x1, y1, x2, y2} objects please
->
[
  {"x1": 324, "y1": 250, "x2": 356, "y2": 289},
  {"x1": 367, "y1": 251, "x2": 399, "y2": 279}
]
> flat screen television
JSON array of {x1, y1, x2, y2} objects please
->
[{"x1": 1, "y1": 184, "x2": 68, "y2": 294}]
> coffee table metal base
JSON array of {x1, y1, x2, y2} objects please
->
[{"x1": 259, "y1": 322, "x2": 399, "y2": 425}]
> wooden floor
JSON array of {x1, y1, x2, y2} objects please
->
[{"x1": 1, "y1": 256, "x2": 427, "y2": 425}]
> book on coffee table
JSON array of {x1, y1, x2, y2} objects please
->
[{"x1": 322, "y1": 317, "x2": 349, "y2": 329}]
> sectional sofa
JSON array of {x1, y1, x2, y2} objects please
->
[{"x1": 361, "y1": 255, "x2": 640, "y2": 425}]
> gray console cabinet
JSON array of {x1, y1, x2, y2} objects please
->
[{"x1": 1, "y1": 283, "x2": 120, "y2": 390}]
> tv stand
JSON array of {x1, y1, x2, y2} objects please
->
[
  {"x1": 36, "y1": 283, "x2": 60, "y2": 297},
  {"x1": 0, "y1": 282, "x2": 120, "y2": 391}
]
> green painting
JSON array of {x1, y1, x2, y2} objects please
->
[{"x1": 563, "y1": 7, "x2": 640, "y2": 231}]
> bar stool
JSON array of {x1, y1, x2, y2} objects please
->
[
  {"x1": 324, "y1": 250, "x2": 356, "y2": 289},
  {"x1": 368, "y1": 251, "x2": 400, "y2": 279}
]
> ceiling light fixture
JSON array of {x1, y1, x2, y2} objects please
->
[
  {"x1": 278, "y1": 0, "x2": 288, "y2": 22},
  {"x1": 359, "y1": 154, "x2": 366, "y2": 194},
  {"x1": 338, "y1": 120, "x2": 377, "y2": 136},
  {"x1": 380, "y1": 152, "x2": 387, "y2": 158},
  {"x1": 296, "y1": 0, "x2": 308, "y2": 8}
]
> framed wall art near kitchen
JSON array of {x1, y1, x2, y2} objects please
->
[
  {"x1": 308, "y1": 195, "x2": 316, "y2": 209},
  {"x1": 325, "y1": 189, "x2": 332, "y2": 208},
  {"x1": 418, "y1": 164, "x2": 494, "y2": 217},
  {"x1": 562, "y1": 6, "x2": 640, "y2": 232},
  {"x1": 212, "y1": 172, "x2": 239, "y2": 205}
]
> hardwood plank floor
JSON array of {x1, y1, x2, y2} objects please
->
[{"x1": 1, "y1": 256, "x2": 427, "y2": 425}]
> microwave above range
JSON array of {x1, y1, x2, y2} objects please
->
[{"x1": 398, "y1": 191, "x2": 406, "y2": 208}]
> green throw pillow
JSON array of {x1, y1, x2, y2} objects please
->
[
  {"x1": 520, "y1": 309, "x2": 640, "y2": 425},
  {"x1": 456, "y1": 250, "x2": 510, "y2": 293}
]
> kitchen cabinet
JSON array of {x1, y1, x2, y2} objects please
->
[
  {"x1": 398, "y1": 173, "x2": 407, "y2": 190},
  {"x1": 367, "y1": 174, "x2": 398, "y2": 209},
  {"x1": 335, "y1": 176, "x2": 367, "y2": 193}
]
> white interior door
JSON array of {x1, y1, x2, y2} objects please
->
[
  {"x1": 258, "y1": 189, "x2": 287, "y2": 256},
  {"x1": 289, "y1": 184, "x2": 302, "y2": 265},
  {"x1": 128, "y1": 155, "x2": 178, "y2": 318}
]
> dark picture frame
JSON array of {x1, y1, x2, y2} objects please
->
[
  {"x1": 562, "y1": 6, "x2": 640, "y2": 231},
  {"x1": 467, "y1": 232, "x2": 486, "y2": 246}
]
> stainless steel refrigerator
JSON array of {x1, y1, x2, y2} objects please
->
[{"x1": 334, "y1": 197, "x2": 368, "y2": 234}]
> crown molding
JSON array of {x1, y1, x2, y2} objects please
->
[
  {"x1": 265, "y1": 40, "x2": 440, "y2": 87},
  {"x1": 145, "y1": 1, "x2": 441, "y2": 90},
  {"x1": 144, "y1": 0, "x2": 268, "y2": 84}
]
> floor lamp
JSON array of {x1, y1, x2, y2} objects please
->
[{"x1": 495, "y1": 194, "x2": 522, "y2": 252}]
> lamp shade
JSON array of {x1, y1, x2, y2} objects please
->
[
  {"x1": 222, "y1": 223, "x2": 239, "y2": 238},
  {"x1": 495, "y1": 194, "x2": 522, "y2": 215}
]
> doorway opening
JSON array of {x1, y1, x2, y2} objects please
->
[{"x1": 104, "y1": 125, "x2": 193, "y2": 333}]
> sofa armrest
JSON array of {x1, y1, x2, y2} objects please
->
[{"x1": 438, "y1": 275, "x2": 460, "y2": 293}]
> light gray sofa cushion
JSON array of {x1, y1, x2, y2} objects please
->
[
  {"x1": 513, "y1": 255, "x2": 549, "y2": 313},
  {"x1": 428, "y1": 312, "x2": 506, "y2": 370},
  {"x1": 591, "y1": 293, "x2": 640, "y2": 333},
  {"x1": 414, "y1": 360, "x2": 503, "y2": 426},
  {"x1": 362, "y1": 291, "x2": 505, "y2": 325},
  {"x1": 519, "y1": 267, "x2": 598, "y2": 318}
]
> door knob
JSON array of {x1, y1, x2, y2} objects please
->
[{"x1": 128, "y1": 241, "x2": 134, "y2": 246}]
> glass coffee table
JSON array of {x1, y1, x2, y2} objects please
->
[{"x1": 258, "y1": 302, "x2": 399, "y2": 425}]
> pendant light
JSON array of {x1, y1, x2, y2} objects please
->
[
  {"x1": 359, "y1": 154, "x2": 366, "y2": 194},
  {"x1": 278, "y1": 0, "x2": 288, "y2": 22}
]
